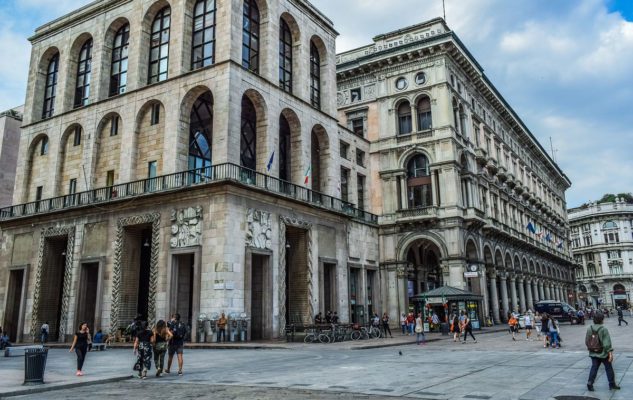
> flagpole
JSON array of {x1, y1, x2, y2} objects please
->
[{"x1": 442, "y1": 0, "x2": 446, "y2": 22}]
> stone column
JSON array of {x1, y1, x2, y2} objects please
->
[
  {"x1": 559, "y1": 286, "x2": 565, "y2": 302},
  {"x1": 532, "y1": 280, "x2": 539, "y2": 303},
  {"x1": 545, "y1": 284, "x2": 551, "y2": 300},
  {"x1": 518, "y1": 278, "x2": 526, "y2": 313},
  {"x1": 509, "y1": 276, "x2": 518, "y2": 313},
  {"x1": 500, "y1": 274, "x2": 509, "y2": 321},
  {"x1": 489, "y1": 274, "x2": 501, "y2": 324},
  {"x1": 538, "y1": 281, "x2": 545, "y2": 300},
  {"x1": 526, "y1": 279, "x2": 534, "y2": 311}
]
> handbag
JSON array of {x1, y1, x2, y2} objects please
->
[
  {"x1": 415, "y1": 325, "x2": 423, "y2": 333},
  {"x1": 155, "y1": 341, "x2": 168, "y2": 352},
  {"x1": 133, "y1": 360, "x2": 141, "y2": 371}
]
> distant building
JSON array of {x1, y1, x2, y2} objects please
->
[
  {"x1": 569, "y1": 198, "x2": 633, "y2": 309},
  {"x1": 0, "y1": 106, "x2": 23, "y2": 208}
]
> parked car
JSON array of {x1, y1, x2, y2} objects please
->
[{"x1": 534, "y1": 301, "x2": 578, "y2": 323}]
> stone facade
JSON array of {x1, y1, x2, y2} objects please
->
[
  {"x1": 0, "y1": 0, "x2": 375, "y2": 343},
  {"x1": 569, "y1": 199, "x2": 633, "y2": 309},
  {"x1": 337, "y1": 19, "x2": 576, "y2": 324},
  {"x1": 0, "y1": 107, "x2": 23, "y2": 208}
]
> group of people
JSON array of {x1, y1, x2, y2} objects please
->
[
  {"x1": 69, "y1": 313, "x2": 188, "y2": 379},
  {"x1": 314, "y1": 311, "x2": 340, "y2": 325},
  {"x1": 450, "y1": 311, "x2": 477, "y2": 343},
  {"x1": 505, "y1": 310, "x2": 561, "y2": 348}
]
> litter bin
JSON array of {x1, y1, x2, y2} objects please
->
[
  {"x1": 440, "y1": 322, "x2": 450, "y2": 336},
  {"x1": 24, "y1": 347, "x2": 48, "y2": 385}
]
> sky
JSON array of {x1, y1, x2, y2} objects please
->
[{"x1": 0, "y1": 0, "x2": 631, "y2": 208}]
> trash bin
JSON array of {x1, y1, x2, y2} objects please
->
[
  {"x1": 440, "y1": 323, "x2": 450, "y2": 336},
  {"x1": 24, "y1": 347, "x2": 48, "y2": 385}
]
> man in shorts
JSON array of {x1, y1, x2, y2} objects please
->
[{"x1": 166, "y1": 313, "x2": 187, "y2": 375}]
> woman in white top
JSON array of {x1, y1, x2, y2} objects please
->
[
  {"x1": 524, "y1": 311, "x2": 533, "y2": 340},
  {"x1": 415, "y1": 313, "x2": 426, "y2": 345},
  {"x1": 400, "y1": 313, "x2": 407, "y2": 335}
]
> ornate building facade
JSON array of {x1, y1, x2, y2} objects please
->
[
  {"x1": 0, "y1": 0, "x2": 377, "y2": 343},
  {"x1": 336, "y1": 19, "x2": 576, "y2": 324},
  {"x1": 570, "y1": 198, "x2": 633, "y2": 309}
]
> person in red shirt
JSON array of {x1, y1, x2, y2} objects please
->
[{"x1": 406, "y1": 313, "x2": 415, "y2": 335}]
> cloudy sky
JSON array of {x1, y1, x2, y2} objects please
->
[{"x1": 0, "y1": 0, "x2": 631, "y2": 207}]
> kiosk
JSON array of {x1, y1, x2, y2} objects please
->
[{"x1": 410, "y1": 286, "x2": 484, "y2": 331}]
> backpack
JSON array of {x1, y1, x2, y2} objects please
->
[
  {"x1": 172, "y1": 322, "x2": 187, "y2": 340},
  {"x1": 585, "y1": 327, "x2": 603, "y2": 353}
]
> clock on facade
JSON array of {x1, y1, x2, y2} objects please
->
[
  {"x1": 469, "y1": 264, "x2": 478, "y2": 272},
  {"x1": 415, "y1": 72, "x2": 427, "y2": 85}
]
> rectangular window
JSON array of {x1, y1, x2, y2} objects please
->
[
  {"x1": 73, "y1": 126, "x2": 81, "y2": 146},
  {"x1": 148, "y1": 161, "x2": 157, "y2": 178},
  {"x1": 339, "y1": 141, "x2": 350, "y2": 160},
  {"x1": 350, "y1": 88, "x2": 362, "y2": 102},
  {"x1": 69, "y1": 178, "x2": 77, "y2": 195},
  {"x1": 357, "y1": 174, "x2": 365, "y2": 211},
  {"x1": 110, "y1": 116, "x2": 119, "y2": 136},
  {"x1": 150, "y1": 103, "x2": 160, "y2": 125},
  {"x1": 106, "y1": 170, "x2": 115, "y2": 187},
  {"x1": 356, "y1": 150, "x2": 365, "y2": 167},
  {"x1": 35, "y1": 186, "x2": 43, "y2": 201},
  {"x1": 340, "y1": 167, "x2": 349, "y2": 202},
  {"x1": 351, "y1": 118, "x2": 364, "y2": 137}
]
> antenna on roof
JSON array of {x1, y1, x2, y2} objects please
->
[
  {"x1": 549, "y1": 137, "x2": 558, "y2": 163},
  {"x1": 442, "y1": 0, "x2": 447, "y2": 22}
]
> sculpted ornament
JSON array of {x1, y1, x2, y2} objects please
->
[
  {"x1": 170, "y1": 206, "x2": 203, "y2": 248},
  {"x1": 246, "y1": 209, "x2": 273, "y2": 250}
]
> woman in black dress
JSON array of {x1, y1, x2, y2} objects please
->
[
  {"x1": 69, "y1": 322, "x2": 91, "y2": 376},
  {"x1": 133, "y1": 321, "x2": 153, "y2": 379}
]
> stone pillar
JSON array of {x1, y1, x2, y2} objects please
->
[
  {"x1": 526, "y1": 279, "x2": 534, "y2": 311},
  {"x1": 489, "y1": 274, "x2": 501, "y2": 324},
  {"x1": 518, "y1": 278, "x2": 526, "y2": 313},
  {"x1": 539, "y1": 282, "x2": 545, "y2": 300},
  {"x1": 545, "y1": 284, "x2": 551, "y2": 300},
  {"x1": 509, "y1": 276, "x2": 518, "y2": 313},
  {"x1": 532, "y1": 280, "x2": 539, "y2": 303},
  {"x1": 559, "y1": 286, "x2": 565, "y2": 302},
  {"x1": 500, "y1": 275, "x2": 509, "y2": 321}
]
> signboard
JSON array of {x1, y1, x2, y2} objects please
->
[
  {"x1": 425, "y1": 297, "x2": 444, "y2": 304},
  {"x1": 464, "y1": 271, "x2": 478, "y2": 278},
  {"x1": 614, "y1": 294, "x2": 627, "y2": 300}
]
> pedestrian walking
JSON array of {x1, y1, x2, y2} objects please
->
[
  {"x1": 406, "y1": 312, "x2": 415, "y2": 335},
  {"x1": 152, "y1": 320, "x2": 172, "y2": 377},
  {"x1": 586, "y1": 311, "x2": 620, "y2": 391},
  {"x1": 166, "y1": 313, "x2": 187, "y2": 375},
  {"x1": 461, "y1": 311, "x2": 477, "y2": 343},
  {"x1": 40, "y1": 322, "x2": 49, "y2": 344},
  {"x1": 617, "y1": 307, "x2": 628, "y2": 326},
  {"x1": 548, "y1": 317, "x2": 560, "y2": 349},
  {"x1": 382, "y1": 313, "x2": 393, "y2": 338},
  {"x1": 69, "y1": 322, "x2": 91, "y2": 376},
  {"x1": 415, "y1": 313, "x2": 426, "y2": 345},
  {"x1": 217, "y1": 312, "x2": 227, "y2": 342},
  {"x1": 451, "y1": 313, "x2": 460, "y2": 342},
  {"x1": 133, "y1": 321, "x2": 153, "y2": 379},
  {"x1": 400, "y1": 313, "x2": 406, "y2": 335},
  {"x1": 541, "y1": 313, "x2": 550, "y2": 347},
  {"x1": 524, "y1": 311, "x2": 533, "y2": 340},
  {"x1": 508, "y1": 314, "x2": 519, "y2": 341}
]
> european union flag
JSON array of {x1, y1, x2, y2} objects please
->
[
  {"x1": 266, "y1": 151, "x2": 275, "y2": 172},
  {"x1": 526, "y1": 221, "x2": 536, "y2": 234}
]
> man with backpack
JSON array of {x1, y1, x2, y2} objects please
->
[
  {"x1": 166, "y1": 313, "x2": 187, "y2": 376},
  {"x1": 585, "y1": 311, "x2": 620, "y2": 391}
]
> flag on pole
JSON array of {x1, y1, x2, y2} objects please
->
[
  {"x1": 266, "y1": 151, "x2": 275, "y2": 172},
  {"x1": 556, "y1": 240, "x2": 564, "y2": 249},
  {"x1": 536, "y1": 229, "x2": 544, "y2": 240},
  {"x1": 545, "y1": 232, "x2": 552, "y2": 243},
  {"x1": 304, "y1": 166, "x2": 311, "y2": 185},
  {"x1": 526, "y1": 221, "x2": 536, "y2": 234}
]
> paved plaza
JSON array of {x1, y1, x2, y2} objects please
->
[{"x1": 2, "y1": 317, "x2": 632, "y2": 400}]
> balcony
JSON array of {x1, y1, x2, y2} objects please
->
[
  {"x1": 0, "y1": 163, "x2": 378, "y2": 225},
  {"x1": 485, "y1": 157, "x2": 498, "y2": 174},
  {"x1": 474, "y1": 148, "x2": 488, "y2": 167},
  {"x1": 513, "y1": 182, "x2": 524, "y2": 195},
  {"x1": 506, "y1": 172, "x2": 516, "y2": 188},
  {"x1": 395, "y1": 206, "x2": 439, "y2": 222},
  {"x1": 496, "y1": 166, "x2": 508, "y2": 182}
]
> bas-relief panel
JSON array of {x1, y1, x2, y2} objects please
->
[
  {"x1": 245, "y1": 208, "x2": 272, "y2": 250},
  {"x1": 170, "y1": 206, "x2": 203, "y2": 248}
]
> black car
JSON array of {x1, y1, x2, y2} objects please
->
[{"x1": 535, "y1": 300, "x2": 578, "y2": 323}]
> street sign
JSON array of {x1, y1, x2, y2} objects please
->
[{"x1": 464, "y1": 271, "x2": 478, "y2": 278}]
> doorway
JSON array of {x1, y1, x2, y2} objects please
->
[
  {"x1": 4, "y1": 269, "x2": 25, "y2": 342},
  {"x1": 39, "y1": 236, "x2": 68, "y2": 341},
  {"x1": 322, "y1": 263, "x2": 337, "y2": 315},
  {"x1": 285, "y1": 227, "x2": 310, "y2": 325},
  {"x1": 174, "y1": 254, "x2": 194, "y2": 332},
  {"x1": 76, "y1": 263, "x2": 99, "y2": 331},
  {"x1": 120, "y1": 226, "x2": 152, "y2": 324},
  {"x1": 250, "y1": 254, "x2": 266, "y2": 340}
]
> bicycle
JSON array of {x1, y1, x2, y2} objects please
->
[{"x1": 303, "y1": 326, "x2": 331, "y2": 344}]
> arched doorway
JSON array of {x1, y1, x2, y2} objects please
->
[
  {"x1": 404, "y1": 239, "x2": 443, "y2": 318},
  {"x1": 613, "y1": 283, "x2": 628, "y2": 309}
]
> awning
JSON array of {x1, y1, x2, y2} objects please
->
[{"x1": 410, "y1": 286, "x2": 483, "y2": 303}]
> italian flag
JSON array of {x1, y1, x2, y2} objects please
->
[{"x1": 304, "y1": 166, "x2": 311, "y2": 185}]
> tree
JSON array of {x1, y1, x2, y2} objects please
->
[{"x1": 597, "y1": 193, "x2": 633, "y2": 204}]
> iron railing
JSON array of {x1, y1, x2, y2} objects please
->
[{"x1": 0, "y1": 163, "x2": 378, "y2": 224}]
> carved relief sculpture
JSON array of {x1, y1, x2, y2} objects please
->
[
  {"x1": 246, "y1": 208, "x2": 272, "y2": 250},
  {"x1": 170, "y1": 206, "x2": 203, "y2": 248}
]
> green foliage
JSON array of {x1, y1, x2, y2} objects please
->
[{"x1": 597, "y1": 193, "x2": 633, "y2": 204}]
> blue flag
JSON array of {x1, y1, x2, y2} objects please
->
[
  {"x1": 266, "y1": 151, "x2": 275, "y2": 172},
  {"x1": 526, "y1": 222, "x2": 536, "y2": 234},
  {"x1": 557, "y1": 240, "x2": 564, "y2": 249},
  {"x1": 545, "y1": 232, "x2": 552, "y2": 242}
]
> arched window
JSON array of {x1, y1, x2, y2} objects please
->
[
  {"x1": 74, "y1": 40, "x2": 92, "y2": 108},
  {"x1": 110, "y1": 24, "x2": 130, "y2": 96},
  {"x1": 279, "y1": 19, "x2": 292, "y2": 93},
  {"x1": 192, "y1": 0, "x2": 216, "y2": 70},
  {"x1": 310, "y1": 131, "x2": 321, "y2": 192},
  {"x1": 40, "y1": 137, "x2": 49, "y2": 156},
  {"x1": 614, "y1": 284, "x2": 626, "y2": 292},
  {"x1": 459, "y1": 104, "x2": 468, "y2": 138},
  {"x1": 397, "y1": 101, "x2": 412, "y2": 135},
  {"x1": 310, "y1": 41, "x2": 321, "y2": 109},
  {"x1": 148, "y1": 7, "x2": 171, "y2": 84},
  {"x1": 417, "y1": 96, "x2": 432, "y2": 130},
  {"x1": 603, "y1": 221, "x2": 618, "y2": 230},
  {"x1": 189, "y1": 92, "x2": 213, "y2": 179},
  {"x1": 42, "y1": 53, "x2": 59, "y2": 119},
  {"x1": 240, "y1": 96, "x2": 257, "y2": 170},
  {"x1": 242, "y1": 0, "x2": 260, "y2": 72},
  {"x1": 407, "y1": 154, "x2": 432, "y2": 208},
  {"x1": 279, "y1": 114, "x2": 291, "y2": 181},
  {"x1": 452, "y1": 98, "x2": 460, "y2": 134}
]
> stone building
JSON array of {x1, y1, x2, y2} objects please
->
[
  {"x1": 0, "y1": 0, "x2": 377, "y2": 343},
  {"x1": 336, "y1": 19, "x2": 576, "y2": 324},
  {"x1": 0, "y1": 106, "x2": 23, "y2": 208},
  {"x1": 569, "y1": 198, "x2": 633, "y2": 309}
]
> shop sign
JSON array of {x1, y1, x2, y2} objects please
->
[
  {"x1": 613, "y1": 294, "x2": 627, "y2": 300},
  {"x1": 425, "y1": 297, "x2": 443, "y2": 304},
  {"x1": 464, "y1": 271, "x2": 478, "y2": 278}
]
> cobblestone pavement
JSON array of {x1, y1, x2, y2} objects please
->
[{"x1": 3, "y1": 316, "x2": 632, "y2": 400}]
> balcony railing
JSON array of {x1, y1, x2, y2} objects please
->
[
  {"x1": 396, "y1": 206, "x2": 439, "y2": 219},
  {"x1": 0, "y1": 163, "x2": 378, "y2": 224}
]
